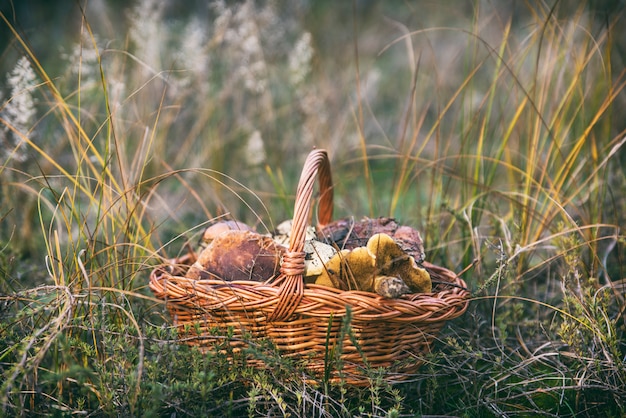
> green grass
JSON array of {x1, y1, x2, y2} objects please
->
[{"x1": 1, "y1": 1, "x2": 625, "y2": 416}]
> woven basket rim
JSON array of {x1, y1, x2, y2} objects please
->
[{"x1": 149, "y1": 253, "x2": 470, "y2": 323}]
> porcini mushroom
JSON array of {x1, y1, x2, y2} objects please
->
[
  {"x1": 187, "y1": 230, "x2": 286, "y2": 282},
  {"x1": 199, "y1": 220, "x2": 255, "y2": 250}
]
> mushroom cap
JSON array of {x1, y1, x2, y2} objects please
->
[
  {"x1": 343, "y1": 247, "x2": 378, "y2": 291},
  {"x1": 303, "y1": 240, "x2": 337, "y2": 279},
  {"x1": 200, "y1": 220, "x2": 255, "y2": 248},
  {"x1": 367, "y1": 233, "x2": 432, "y2": 293},
  {"x1": 273, "y1": 219, "x2": 317, "y2": 246},
  {"x1": 314, "y1": 249, "x2": 350, "y2": 289},
  {"x1": 187, "y1": 230, "x2": 286, "y2": 282},
  {"x1": 366, "y1": 233, "x2": 406, "y2": 268},
  {"x1": 315, "y1": 249, "x2": 377, "y2": 290}
]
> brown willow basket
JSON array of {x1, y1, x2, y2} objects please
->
[{"x1": 149, "y1": 149, "x2": 470, "y2": 386}]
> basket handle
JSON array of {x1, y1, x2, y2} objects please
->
[{"x1": 268, "y1": 149, "x2": 333, "y2": 322}]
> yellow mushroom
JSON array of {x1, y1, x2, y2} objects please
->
[
  {"x1": 342, "y1": 247, "x2": 379, "y2": 291},
  {"x1": 315, "y1": 233, "x2": 432, "y2": 296},
  {"x1": 313, "y1": 243, "x2": 379, "y2": 293},
  {"x1": 366, "y1": 233, "x2": 405, "y2": 267},
  {"x1": 314, "y1": 248, "x2": 378, "y2": 290},
  {"x1": 367, "y1": 233, "x2": 431, "y2": 293},
  {"x1": 314, "y1": 249, "x2": 354, "y2": 289}
]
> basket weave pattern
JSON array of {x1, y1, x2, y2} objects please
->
[{"x1": 150, "y1": 149, "x2": 469, "y2": 385}]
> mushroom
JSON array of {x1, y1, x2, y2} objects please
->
[
  {"x1": 187, "y1": 230, "x2": 286, "y2": 282},
  {"x1": 317, "y1": 217, "x2": 425, "y2": 263},
  {"x1": 303, "y1": 240, "x2": 337, "y2": 282},
  {"x1": 314, "y1": 233, "x2": 431, "y2": 296},
  {"x1": 272, "y1": 219, "x2": 336, "y2": 282},
  {"x1": 374, "y1": 275, "x2": 411, "y2": 299},
  {"x1": 314, "y1": 249, "x2": 355, "y2": 289},
  {"x1": 367, "y1": 233, "x2": 431, "y2": 294},
  {"x1": 314, "y1": 248, "x2": 380, "y2": 290},
  {"x1": 273, "y1": 219, "x2": 317, "y2": 246},
  {"x1": 199, "y1": 220, "x2": 255, "y2": 250}
]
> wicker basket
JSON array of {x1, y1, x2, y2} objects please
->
[{"x1": 149, "y1": 149, "x2": 470, "y2": 385}]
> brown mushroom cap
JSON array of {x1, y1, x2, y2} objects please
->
[
  {"x1": 201, "y1": 220, "x2": 255, "y2": 247},
  {"x1": 187, "y1": 230, "x2": 286, "y2": 282},
  {"x1": 393, "y1": 225, "x2": 425, "y2": 263}
]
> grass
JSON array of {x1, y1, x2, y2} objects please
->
[{"x1": 1, "y1": 0, "x2": 625, "y2": 416}]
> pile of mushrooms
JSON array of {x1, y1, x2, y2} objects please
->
[
  {"x1": 313, "y1": 232, "x2": 430, "y2": 298},
  {"x1": 186, "y1": 216, "x2": 431, "y2": 298}
]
